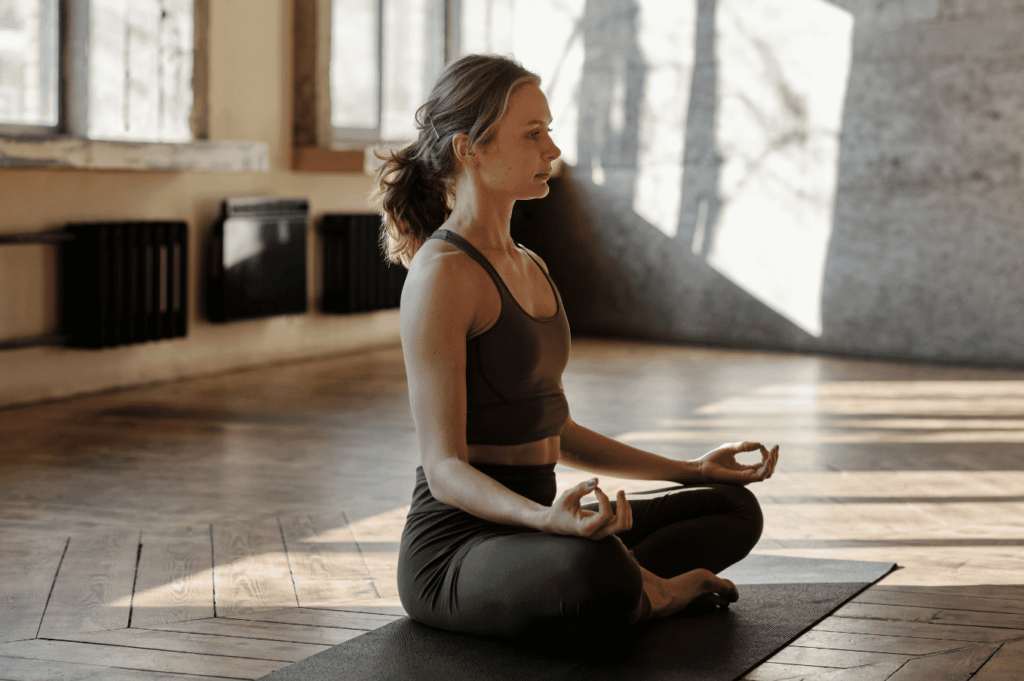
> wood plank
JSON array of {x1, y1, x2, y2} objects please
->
[
  {"x1": 318, "y1": 596, "x2": 407, "y2": 617},
  {"x1": 0, "y1": 639, "x2": 280, "y2": 679},
  {"x1": 872, "y1": 584, "x2": 1024, "y2": 602},
  {"x1": 140, "y1": 617, "x2": 365, "y2": 646},
  {"x1": 36, "y1": 531, "x2": 140, "y2": 638},
  {"x1": 932, "y1": 609, "x2": 1024, "y2": 630},
  {"x1": 53, "y1": 627, "x2": 329, "y2": 663},
  {"x1": 278, "y1": 512, "x2": 377, "y2": 607},
  {"x1": 741, "y1": 663, "x2": 819, "y2": 679},
  {"x1": 742, "y1": 662, "x2": 830, "y2": 680},
  {"x1": 752, "y1": 660, "x2": 907, "y2": 681},
  {"x1": 212, "y1": 520, "x2": 297, "y2": 617},
  {"x1": 0, "y1": 655, "x2": 229, "y2": 681},
  {"x1": 0, "y1": 656, "x2": 100, "y2": 681},
  {"x1": 227, "y1": 605, "x2": 400, "y2": 630},
  {"x1": 791, "y1": 630, "x2": 971, "y2": 655},
  {"x1": 973, "y1": 639, "x2": 1024, "y2": 681},
  {"x1": 0, "y1": 538, "x2": 67, "y2": 643},
  {"x1": 344, "y1": 508, "x2": 407, "y2": 600},
  {"x1": 855, "y1": 589, "x2": 1024, "y2": 614},
  {"x1": 886, "y1": 643, "x2": 1002, "y2": 681},
  {"x1": 131, "y1": 525, "x2": 214, "y2": 628},
  {"x1": 814, "y1": 616, "x2": 1024, "y2": 643},
  {"x1": 767, "y1": 646, "x2": 912, "y2": 669},
  {"x1": 833, "y1": 601, "x2": 941, "y2": 623}
]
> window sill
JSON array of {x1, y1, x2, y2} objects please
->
[
  {"x1": 0, "y1": 135, "x2": 269, "y2": 172},
  {"x1": 292, "y1": 146, "x2": 365, "y2": 173}
]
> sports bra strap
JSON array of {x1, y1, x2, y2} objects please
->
[{"x1": 427, "y1": 229, "x2": 508, "y2": 294}]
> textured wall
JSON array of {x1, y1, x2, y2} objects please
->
[{"x1": 513, "y1": 0, "x2": 1024, "y2": 365}]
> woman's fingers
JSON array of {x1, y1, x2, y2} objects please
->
[
  {"x1": 579, "y1": 486, "x2": 615, "y2": 535},
  {"x1": 560, "y1": 478, "x2": 598, "y2": 509},
  {"x1": 587, "y1": 489, "x2": 633, "y2": 539},
  {"x1": 594, "y1": 487, "x2": 617, "y2": 528}
]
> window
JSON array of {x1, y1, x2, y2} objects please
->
[
  {"x1": 0, "y1": 0, "x2": 264, "y2": 171},
  {"x1": 0, "y1": 0, "x2": 59, "y2": 132},
  {"x1": 330, "y1": 0, "x2": 445, "y2": 144},
  {"x1": 77, "y1": 0, "x2": 196, "y2": 143},
  {"x1": 0, "y1": 0, "x2": 197, "y2": 141},
  {"x1": 293, "y1": 0, "x2": 448, "y2": 163}
]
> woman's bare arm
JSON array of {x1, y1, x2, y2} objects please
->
[
  {"x1": 401, "y1": 250, "x2": 621, "y2": 536},
  {"x1": 559, "y1": 414, "x2": 778, "y2": 485},
  {"x1": 558, "y1": 414, "x2": 703, "y2": 482}
]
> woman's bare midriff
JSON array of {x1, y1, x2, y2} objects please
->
[{"x1": 467, "y1": 435, "x2": 561, "y2": 466}]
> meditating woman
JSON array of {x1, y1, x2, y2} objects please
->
[{"x1": 374, "y1": 54, "x2": 779, "y2": 639}]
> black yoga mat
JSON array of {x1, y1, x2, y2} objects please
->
[{"x1": 260, "y1": 555, "x2": 895, "y2": 681}]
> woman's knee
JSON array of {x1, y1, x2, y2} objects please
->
[
  {"x1": 560, "y1": 537, "x2": 643, "y2": 617},
  {"x1": 711, "y1": 483, "x2": 764, "y2": 551}
]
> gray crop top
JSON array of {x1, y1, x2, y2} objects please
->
[{"x1": 426, "y1": 229, "x2": 571, "y2": 446}]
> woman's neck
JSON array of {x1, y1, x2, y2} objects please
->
[{"x1": 446, "y1": 177, "x2": 517, "y2": 255}]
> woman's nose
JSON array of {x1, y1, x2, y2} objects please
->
[{"x1": 548, "y1": 140, "x2": 561, "y2": 161}]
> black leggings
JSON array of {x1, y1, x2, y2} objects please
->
[{"x1": 397, "y1": 464, "x2": 763, "y2": 639}]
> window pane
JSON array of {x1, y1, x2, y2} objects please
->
[
  {"x1": 89, "y1": 0, "x2": 194, "y2": 142},
  {"x1": 0, "y1": 0, "x2": 58, "y2": 127},
  {"x1": 331, "y1": 0, "x2": 378, "y2": 130},
  {"x1": 459, "y1": 0, "x2": 514, "y2": 57},
  {"x1": 380, "y1": 0, "x2": 442, "y2": 141}
]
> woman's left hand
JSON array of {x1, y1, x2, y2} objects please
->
[{"x1": 696, "y1": 441, "x2": 778, "y2": 486}]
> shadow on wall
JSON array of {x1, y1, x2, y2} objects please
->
[
  {"x1": 515, "y1": 0, "x2": 815, "y2": 351},
  {"x1": 514, "y1": 169, "x2": 813, "y2": 350},
  {"x1": 514, "y1": 0, "x2": 1024, "y2": 365}
]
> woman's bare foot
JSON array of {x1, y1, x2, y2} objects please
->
[{"x1": 642, "y1": 567, "x2": 739, "y2": 619}]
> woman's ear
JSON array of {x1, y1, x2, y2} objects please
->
[{"x1": 452, "y1": 133, "x2": 476, "y2": 171}]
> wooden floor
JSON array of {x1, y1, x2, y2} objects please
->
[{"x1": 1, "y1": 338, "x2": 1023, "y2": 680}]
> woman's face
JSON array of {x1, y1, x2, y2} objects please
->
[{"x1": 475, "y1": 83, "x2": 561, "y2": 201}]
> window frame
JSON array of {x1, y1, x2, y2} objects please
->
[
  {"x1": 292, "y1": 0, "x2": 458, "y2": 173},
  {"x1": 0, "y1": 0, "x2": 268, "y2": 172}
]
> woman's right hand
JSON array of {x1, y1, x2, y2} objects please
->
[{"x1": 542, "y1": 478, "x2": 632, "y2": 540}]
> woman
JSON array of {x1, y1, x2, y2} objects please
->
[{"x1": 374, "y1": 54, "x2": 779, "y2": 639}]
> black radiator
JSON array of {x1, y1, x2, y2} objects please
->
[
  {"x1": 207, "y1": 198, "x2": 309, "y2": 322},
  {"x1": 62, "y1": 222, "x2": 188, "y2": 348},
  {"x1": 321, "y1": 214, "x2": 406, "y2": 313}
]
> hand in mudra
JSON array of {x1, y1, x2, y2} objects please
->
[
  {"x1": 698, "y1": 441, "x2": 779, "y2": 486},
  {"x1": 545, "y1": 478, "x2": 632, "y2": 540}
]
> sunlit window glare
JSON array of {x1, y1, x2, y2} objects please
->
[
  {"x1": 0, "y1": 0, "x2": 58, "y2": 127},
  {"x1": 88, "y1": 0, "x2": 194, "y2": 142}
]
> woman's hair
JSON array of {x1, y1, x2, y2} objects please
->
[{"x1": 372, "y1": 54, "x2": 541, "y2": 267}]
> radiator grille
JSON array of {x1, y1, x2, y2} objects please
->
[
  {"x1": 62, "y1": 222, "x2": 188, "y2": 348},
  {"x1": 321, "y1": 214, "x2": 406, "y2": 313}
]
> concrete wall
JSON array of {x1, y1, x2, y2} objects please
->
[
  {"x1": 0, "y1": 0, "x2": 399, "y2": 408},
  {"x1": 509, "y1": 0, "x2": 1024, "y2": 366}
]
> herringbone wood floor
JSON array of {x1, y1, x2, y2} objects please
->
[{"x1": 2, "y1": 339, "x2": 1023, "y2": 679}]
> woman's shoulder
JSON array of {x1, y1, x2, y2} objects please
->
[
  {"x1": 409, "y1": 235, "x2": 476, "y2": 280},
  {"x1": 404, "y1": 236, "x2": 485, "y2": 305}
]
